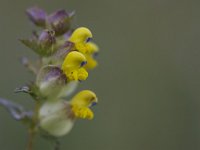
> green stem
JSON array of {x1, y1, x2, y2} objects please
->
[
  {"x1": 26, "y1": 129, "x2": 35, "y2": 150},
  {"x1": 26, "y1": 101, "x2": 41, "y2": 150},
  {"x1": 54, "y1": 140, "x2": 61, "y2": 150}
]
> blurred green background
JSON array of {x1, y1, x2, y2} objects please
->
[{"x1": 0, "y1": 0, "x2": 200, "y2": 150}]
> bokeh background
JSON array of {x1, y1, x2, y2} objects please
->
[{"x1": 0, "y1": 0, "x2": 200, "y2": 150}]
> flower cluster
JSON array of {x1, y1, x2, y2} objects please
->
[{"x1": 0, "y1": 6, "x2": 99, "y2": 149}]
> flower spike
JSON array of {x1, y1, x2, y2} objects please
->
[{"x1": 0, "y1": 6, "x2": 100, "y2": 148}]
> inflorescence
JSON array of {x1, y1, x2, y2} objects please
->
[{"x1": 0, "y1": 6, "x2": 99, "y2": 150}]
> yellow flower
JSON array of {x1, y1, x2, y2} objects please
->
[
  {"x1": 69, "y1": 27, "x2": 92, "y2": 54},
  {"x1": 84, "y1": 42, "x2": 99, "y2": 70},
  {"x1": 61, "y1": 51, "x2": 88, "y2": 81},
  {"x1": 68, "y1": 27, "x2": 100, "y2": 70},
  {"x1": 85, "y1": 41, "x2": 99, "y2": 54},
  {"x1": 70, "y1": 90, "x2": 98, "y2": 120},
  {"x1": 38, "y1": 90, "x2": 98, "y2": 137}
]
